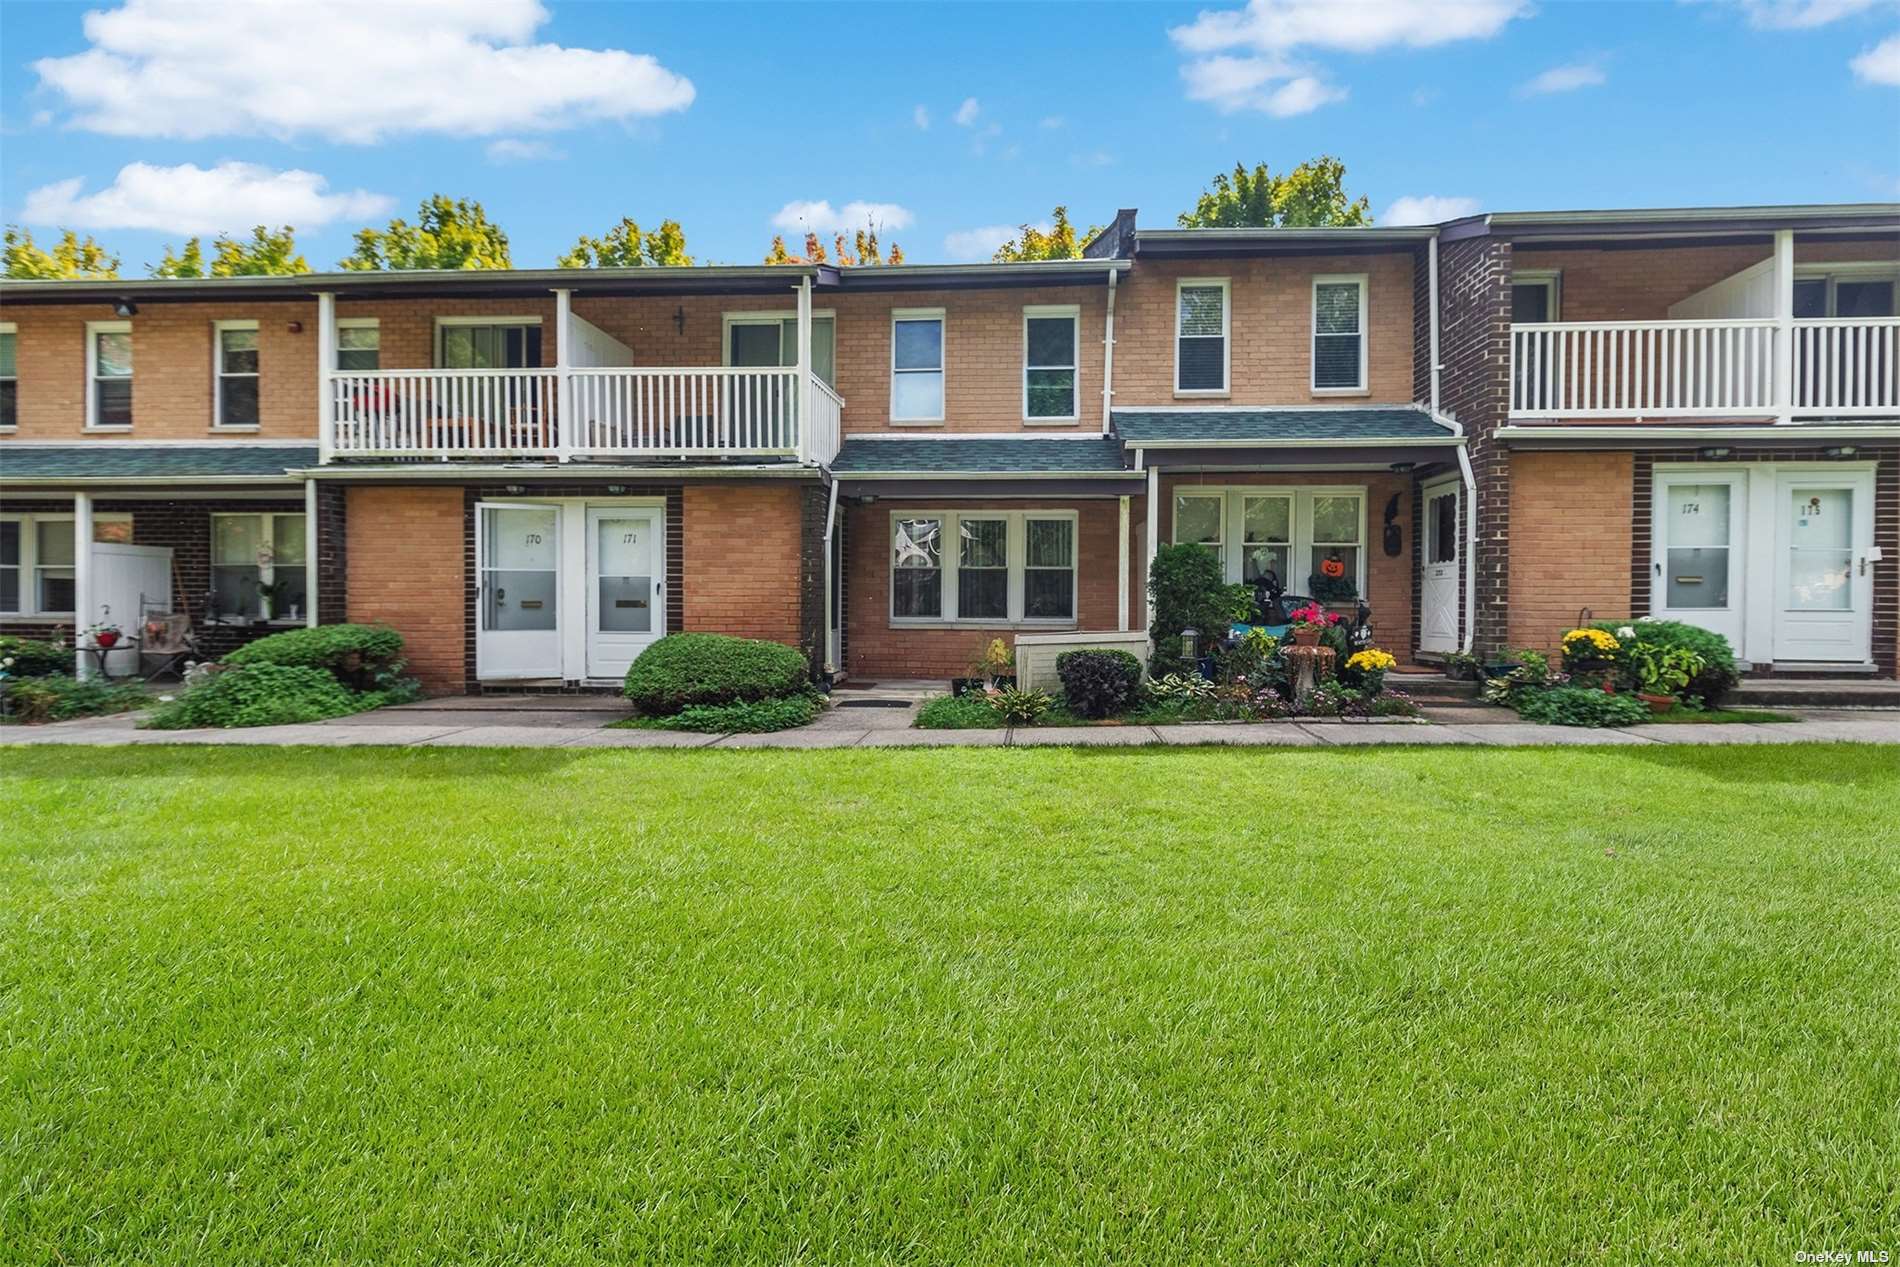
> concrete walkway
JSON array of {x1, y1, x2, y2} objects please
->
[{"x1": 7, "y1": 692, "x2": 1900, "y2": 748}]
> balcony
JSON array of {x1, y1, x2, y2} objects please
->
[
  {"x1": 323, "y1": 366, "x2": 843, "y2": 464},
  {"x1": 1509, "y1": 317, "x2": 1899, "y2": 421}
]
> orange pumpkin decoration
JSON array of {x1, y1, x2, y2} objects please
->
[{"x1": 1319, "y1": 555, "x2": 1347, "y2": 579}]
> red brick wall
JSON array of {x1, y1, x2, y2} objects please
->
[
  {"x1": 680, "y1": 483, "x2": 806, "y2": 645},
  {"x1": 344, "y1": 486, "x2": 467, "y2": 693},
  {"x1": 844, "y1": 497, "x2": 1123, "y2": 679},
  {"x1": 1112, "y1": 252, "x2": 1417, "y2": 406},
  {"x1": 1506, "y1": 451, "x2": 1634, "y2": 654}
]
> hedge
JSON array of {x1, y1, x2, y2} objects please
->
[
  {"x1": 143, "y1": 664, "x2": 366, "y2": 730},
  {"x1": 224, "y1": 624, "x2": 406, "y2": 691},
  {"x1": 623, "y1": 633, "x2": 810, "y2": 715},
  {"x1": 0, "y1": 636, "x2": 73, "y2": 679}
]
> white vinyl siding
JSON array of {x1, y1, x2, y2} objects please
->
[
  {"x1": 889, "y1": 510, "x2": 1078, "y2": 625},
  {"x1": 1175, "y1": 280, "x2": 1229, "y2": 395}
]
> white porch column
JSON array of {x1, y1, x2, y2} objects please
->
[
  {"x1": 1117, "y1": 495, "x2": 1130, "y2": 631},
  {"x1": 553, "y1": 287, "x2": 574, "y2": 461},
  {"x1": 304, "y1": 480, "x2": 320, "y2": 628},
  {"x1": 316, "y1": 291, "x2": 337, "y2": 464},
  {"x1": 73, "y1": 493, "x2": 93, "y2": 679},
  {"x1": 795, "y1": 275, "x2": 814, "y2": 463},
  {"x1": 1772, "y1": 229, "x2": 1794, "y2": 424},
  {"x1": 1144, "y1": 461, "x2": 1159, "y2": 630}
]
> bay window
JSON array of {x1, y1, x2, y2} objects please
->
[
  {"x1": 1171, "y1": 488, "x2": 1367, "y2": 600},
  {"x1": 0, "y1": 513, "x2": 133, "y2": 617},
  {"x1": 889, "y1": 511, "x2": 1077, "y2": 624},
  {"x1": 87, "y1": 322, "x2": 132, "y2": 429},
  {"x1": 1023, "y1": 306, "x2": 1079, "y2": 422},
  {"x1": 212, "y1": 512, "x2": 307, "y2": 622},
  {"x1": 1312, "y1": 276, "x2": 1367, "y2": 392},
  {"x1": 1175, "y1": 280, "x2": 1228, "y2": 394},
  {"x1": 215, "y1": 321, "x2": 260, "y2": 428},
  {"x1": 891, "y1": 311, "x2": 945, "y2": 422}
]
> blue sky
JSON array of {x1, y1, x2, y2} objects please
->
[{"x1": 2, "y1": 0, "x2": 1896, "y2": 272}]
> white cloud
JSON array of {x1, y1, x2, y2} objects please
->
[
  {"x1": 32, "y1": 0, "x2": 695, "y2": 143},
  {"x1": 1039, "y1": 115, "x2": 1067, "y2": 129},
  {"x1": 20, "y1": 161, "x2": 393, "y2": 234},
  {"x1": 772, "y1": 200, "x2": 916, "y2": 235},
  {"x1": 1380, "y1": 194, "x2": 1481, "y2": 225},
  {"x1": 954, "y1": 97, "x2": 981, "y2": 126},
  {"x1": 485, "y1": 138, "x2": 562, "y2": 163},
  {"x1": 1170, "y1": 0, "x2": 1523, "y2": 115},
  {"x1": 913, "y1": 104, "x2": 930, "y2": 129},
  {"x1": 944, "y1": 223, "x2": 1042, "y2": 262},
  {"x1": 1518, "y1": 61, "x2": 1608, "y2": 95},
  {"x1": 1852, "y1": 33, "x2": 1900, "y2": 84},
  {"x1": 1720, "y1": 0, "x2": 1882, "y2": 28}
]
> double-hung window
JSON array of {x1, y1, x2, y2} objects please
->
[
  {"x1": 212, "y1": 512, "x2": 308, "y2": 623},
  {"x1": 87, "y1": 321, "x2": 132, "y2": 429},
  {"x1": 890, "y1": 511, "x2": 1077, "y2": 623},
  {"x1": 0, "y1": 513, "x2": 132, "y2": 616},
  {"x1": 1023, "y1": 306, "x2": 1079, "y2": 422},
  {"x1": 215, "y1": 321, "x2": 260, "y2": 428},
  {"x1": 1172, "y1": 489, "x2": 1367, "y2": 600},
  {"x1": 0, "y1": 323, "x2": 16, "y2": 430},
  {"x1": 1173, "y1": 492, "x2": 1224, "y2": 554},
  {"x1": 1312, "y1": 276, "x2": 1367, "y2": 392},
  {"x1": 1307, "y1": 494, "x2": 1363, "y2": 600},
  {"x1": 1241, "y1": 494, "x2": 1293, "y2": 585},
  {"x1": 1175, "y1": 280, "x2": 1228, "y2": 394},
  {"x1": 891, "y1": 310, "x2": 945, "y2": 422},
  {"x1": 336, "y1": 319, "x2": 381, "y2": 371}
]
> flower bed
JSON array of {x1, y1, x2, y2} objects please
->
[{"x1": 1484, "y1": 618, "x2": 1743, "y2": 728}]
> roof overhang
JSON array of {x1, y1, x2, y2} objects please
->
[
  {"x1": 833, "y1": 259, "x2": 1130, "y2": 290},
  {"x1": 1133, "y1": 444, "x2": 1462, "y2": 470},
  {"x1": 1442, "y1": 203, "x2": 1900, "y2": 246},
  {"x1": 296, "y1": 461, "x2": 823, "y2": 482},
  {"x1": 1497, "y1": 424, "x2": 1900, "y2": 448},
  {"x1": 838, "y1": 477, "x2": 1141, "y2": 498},
  {"x1": 0, "y1": 474, "x2": 306, "y2": 488},
  {"x1": 1129, "y1": 434, "x2": 1461, "y2": 452},
  {"x1": 1133, "y1": 227, "x2": 1435, "y2": 259}
]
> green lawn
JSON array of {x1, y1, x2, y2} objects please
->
[{"x1": 4, "y1": 745, "x2": 1897, "y2": 1263}]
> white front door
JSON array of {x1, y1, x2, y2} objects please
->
[
  {"x1": 1773, "y1": 472, "x2": 1874, "y2": 664},
  {"x1": 1652, "y1": 473, "x2": 1746, "y2": 649},
  {"x1": 476, "y1": 502, "x2": 561, "y2": 680},
  {"x1": 585, "y1": 506, "x2": 664, "y2": 680},
  {"x1": 1419, "y1": 482, "x2": 1460, "y2": 654}
]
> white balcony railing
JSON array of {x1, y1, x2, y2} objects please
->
[
  {"x1": 327, "y1": 366, "x2": 840, "y2": 461},
  {"x1": 1509, "y1": 317, "x2": 1900, "y2": 420},
  {"x1": 1792, "y1": 318, "x2": 1900, "y2": 416}
]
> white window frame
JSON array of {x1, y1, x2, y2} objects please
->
[
  {"x1": 1169, "y1": 487, "x2": 1369, "y2": 600},
  {"x1": 1174, "y1": 278, "x2": 1230, "y2": 397},
  {"x1": 887, "y1": 509, "x2": 1079, "y2": 626},
  {"x1": 1171, "y1": 490, "x2": 1226, "y2": 554},
  {"x1": 0, "y1": 511, "x2": 132, "y2": 618},
  {"x1": 889, "y1": 308, "x2": 946, "y2": 425},
  {"x1": 719, "y1": 308, "x2": 838, "y2": 387},
  {"x1": 1239, "y1": 491, "x2": 1295, "y2": 585},
  {"x1": 953, "y1": 512, "x2": 1012, "y2": 622},
  {"x1": 1792, "y1": 265, "x2": 1900, "y2": 317},
  {"x1": 1022, "y1": 304, "x2": 1081, "y2": 425},
  {"x1": 1310, "y1": 274, "x2": 1369, "y2": 396},
  {"x1": 0, "y1": 321, "x2": 16, "y2": 431},
  {"x1": 209, "y1": 511, "x2": 310, "y2": 625},
  {"x1": 335, "y1": 317, "x2": 381, "y2": 372},
  {"x1": 433, "y1": 315, "x2": 543, "y2": 369},
  {"x1": 212, "y1": 319, "x2": 261, "y2": 431},
  {"x1": 85, "y1": 320, "x2": 133, "y2": 431},
  {"x1": 1510, "y1": 269, "x2": 1563, "y2": 322}
]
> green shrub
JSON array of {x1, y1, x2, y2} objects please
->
[
  {"x1": 0, "y1": 635, "x2": 73, "y2": 678},
  {"x1": 1591, "y1": 619, "x2": 1738, "y2": 706},
  {"x1": 143, "y1": 664, "x2": 365, "y2": 730},
  {"x1": 631, "y1": 692, "x2": 822, "y2": 734},
  {"x1": 225, "y1": 623, "x2": 406, "y2": 691},
  {"x1": 1055, "y1": 649, "x2": 1143, "y2": 719},
  {"x1": 623, "y1": 633, "x2": 809, "y2": 715},
  {"x1": 915, "y1": 693, "x2": 1005, "y2": 729},
  {"x1": 985, "y1": 686, "x2": 1054, "y2": 725},
  {"x1": 1147, "y1": 544, "x2": 1252, "y2": 677},
  {"x1": 2, "y1": 675, "x2": 147, "y2": 723},
  {"x1": 1515, "y1": 686, "x2": 1651, "y2": 728}
]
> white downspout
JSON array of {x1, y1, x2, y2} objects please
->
[
  {"x1": 1143, "y1": 456, "x2": 1159, "y2": 632},
  {"x1": 304, "y1": 480, "x2": 320, "y2": 628},
  {"x1": 1428, "y1": 231, "x2": 1442, "y2": 414},
  {"x1": 73, "y1": 493, "x2": 94, "y2": 679},
  {"x1": 1457, "y1": 441, "x2": 1478, "y2": 655},
  {"x1": 822, "y1": 477, "x2": 840, "y2": 674},
  {"x1": 1117, "y1": 494, "x2": 1130, "y2": 631},
  {"x1": 1101, "y1": 269, "x2": 1117, "y2": 434}
]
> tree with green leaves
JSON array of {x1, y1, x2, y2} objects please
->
[
  {"x1": 3, "y1": 227, "x2": 120, "y2": 279},
  {"x1": 993, "y1": 206, "x2": 1101, "y2": 261},
  {"x1": 339, "y1": 196, "x2": 511, "y2": 270},
  {"x1": 153, "y1": 225, "x2": 307, "y2": 278},
  {"x1": 558, "y1": 217, "x2": 692, "y2": 268},
  {"x1": 1177, "y1": 157, "x2": 1371, "y2": 228}
]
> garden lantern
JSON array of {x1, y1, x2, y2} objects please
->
[{"x1": 1181, "y1": 627, "x2": 1199, "y2": 662}]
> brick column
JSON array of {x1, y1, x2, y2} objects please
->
[{"x1": 1435, "y1": 236, "x2": 1513, "y2": 653}]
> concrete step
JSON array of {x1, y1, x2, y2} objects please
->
[{"x1": 1732, "y1": 678, "x2": 1900, "y2": 708}]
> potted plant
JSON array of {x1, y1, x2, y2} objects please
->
[
  {"x1": 1560, "y1": 627, "x2": 1622, "y2": 689},
  {"x1": 1285, "y1": 602, "x2": 1337, "y2": 648},
  {"x1": 953, "y1": 637, "x2": 1015, "y2": 696},
  {"x1": 1628, "y1": 644, "x2": 1704, "y2": 713},
  {"x1": 87, "y1": 621, "x2": 124, "y2": 650},
  {"x1": 1343, "y1": 647, "x2": 1397, "y2": 696},
  {"x1": 257, "y1": 579, "x2": 296, "y2": 623}
]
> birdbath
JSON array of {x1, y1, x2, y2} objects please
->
[{"x1": 1281, "y1": 644, "x2": 1336, "y2": 697}]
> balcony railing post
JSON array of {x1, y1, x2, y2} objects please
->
[
  {"x1": 553, "y1": 288, "x2": 574, "y2": 460},
  {"x1": 316, "y1": 291, "x2": 336, "y2": 463},
  {"x1": 794, "y1": 275, "x2": 814, "y2": 463},
  {"x1": 1772, "y1": 230, "x2": 1794, "y2": 424}
]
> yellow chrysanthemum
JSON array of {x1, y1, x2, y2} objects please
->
[
  {"x1": 1347, "y1": 649, "x2": 1397, "y2": 672},
  {"x1": 1562, "y1": 628, "x2": 1619, "y2": 653}
]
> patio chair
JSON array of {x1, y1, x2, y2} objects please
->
[{"x1": 138, "y1": 609, "x2": 202, "y2": 683}]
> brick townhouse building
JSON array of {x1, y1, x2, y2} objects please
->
[{"x1": 2, "y1": 202, "x2": 1895, "y2": 692}]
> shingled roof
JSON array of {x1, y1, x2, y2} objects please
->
[
  {"x1": 0, "y1": 445, "x2": 317, "y2": 482},
  {"x1": 831, "y1": 437, "x2": 1133, "y2": 476},
  {"x1": 1111, "y1": 408, "x2": 1454, "y2": 445}
]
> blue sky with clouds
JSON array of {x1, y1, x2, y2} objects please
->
[{"x1": 2, "y1": 0, "x2": 1896, "y2": 272}]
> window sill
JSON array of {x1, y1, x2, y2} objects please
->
[
  {"x1": 1021, "y1": 417, "x2": 1081, "y2": 427},
  {"x1": 1173, "y1": 390, "x2": 1229, "y2": 400},
  {"x1": 209, "y1": 425, "x2": 261, "y2": 434},
  {"x1": 888, "y1": 418, "x2": 946, "y2": 428},
  {"x1": 1310, "y1": 387, "x2": 1371, "y2": 397},
  {"x1": 82, "y1": 426, "x2": 135, "y2": 434},
  {"x1": 1, "y1": 613, "x2": 76, "y2": 623},
  {"x1": 889, "y1": 619, "x2": 1078, "y2": 631}
]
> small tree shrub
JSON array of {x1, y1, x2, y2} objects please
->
[
  {"x1": 143, "y1": 664, "x2": 364, "y2": 729},
  {"x1": 0, "y1": 636, "x2": 73, "y2": 678},
  {"x1": 1515, "y1": 686, "x2": 1651, "y2": 728},
  {"x1": 1056, "y1": 649, "x2": 1143, "y2": 719},
  {"x1": 1591, "y1": 619, "x2": 1738, "y2": 706},
  {"x1": 1147, "y1": 543, "x2": 1251, "y2": 677},
  {"x1": 2, "y1": 675, "x2": 147, "y2": 723},
  {"x1": 623, "y1": 633, "x2": 810, "y2": 715},
  {"x1": 224, "y1": 623, "x2": 407, "y2": 691}
]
